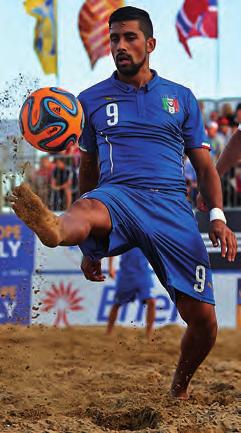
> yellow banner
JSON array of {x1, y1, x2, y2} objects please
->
[{"x1": 24, "y1": 0, "x2": 57, "y2": 75}]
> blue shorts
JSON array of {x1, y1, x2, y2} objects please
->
[{"x1": 80, "y1": 185, "x2": 214, "y2": 305}]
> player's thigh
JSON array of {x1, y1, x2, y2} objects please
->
[
  {"x1": 176, "y1": 290, "x2": 217, "y2": 329},
  {"x1": 62, "y1": 197, "x2": 112, "y2": 236}
]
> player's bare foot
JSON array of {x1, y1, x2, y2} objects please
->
[
  {"x1": 10, "y1": 183, "x2": 62, "y2": 247},
  {"x1": 170, "y1": 385, "x2": 189, "y2": 400}
]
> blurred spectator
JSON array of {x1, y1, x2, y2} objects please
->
[
  {"x1": 206, "y1": 120, "x2": 220, "y2": 162},
  {"x1": 220, "y1": 102, "x2": 233, "y2": 118},
  {"x1": 235, "y1": 103, "x2": 241, "y2": 124},
  {"x1": 198, "y1": 100, "x2": 206, "y2": 122},
  {"x1": 50, "y1": 157, "x2": 72, "y2": 210},
  {"x1": 209, "y1": 110, "x2": 219, "y2": 123},
  {"x1": 216, "y1": 117, "x2": 232, "y2": 153},
  {"x1": 63, "y1": 142, "x2": 81, "y2": 167},
  {"x1": 26, "y1": 156, "x2": 54, "y2": 205},
  {"x1": 62, "y1": 143, "x2": 81, "y2": 202},
  {"x1": 184, "y1": 156, "x2": 198, "y2": 206}
]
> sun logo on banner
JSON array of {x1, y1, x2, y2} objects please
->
[{"x1": 41, "y1": 282, "x2": 84, "y2": 326}]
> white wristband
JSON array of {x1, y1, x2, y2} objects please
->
[{"x1": 210, "y1": 208, "x2": 227, "y2": 224}]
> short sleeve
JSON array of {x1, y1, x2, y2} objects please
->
[
  {"x1": 78, "y1": 101, "x2": 97, "y2": 153},
  {"x1": 183, "y1": 90, "x2": 210, "y2": 151}
]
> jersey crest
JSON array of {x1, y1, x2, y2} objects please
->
[{"x1": 162, "y1": 97, "x2": 179, "y2": 114}]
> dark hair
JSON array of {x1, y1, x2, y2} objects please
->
[
  {"x1": 236, "y1": 103, "x2": 241, "y2": 112},
  {"x1": 109, "y1": 6, "x2": 153, "y2": 39},
  {"x1": 229, "y1": 115, "x2": 239, "y2": 128}
]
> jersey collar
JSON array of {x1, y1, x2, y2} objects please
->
[{"x1": 110, "y1": 70, "x2": 160, "y2": 92}]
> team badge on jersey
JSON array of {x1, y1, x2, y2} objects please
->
[{"x1": 162, "y1": 97, "x2": 179, "y2": 114}]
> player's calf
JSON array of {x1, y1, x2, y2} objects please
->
[{"x1": 171, "y1": 293, "x2": 217, "y2": 399}]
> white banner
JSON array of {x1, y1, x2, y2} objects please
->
[{"x1": 33, "y1": 239, "x2": 240, "y2": 328}]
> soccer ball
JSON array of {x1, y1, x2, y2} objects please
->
[{"x1": 19, "y1": 87, "x2": 83, "y2": 152}]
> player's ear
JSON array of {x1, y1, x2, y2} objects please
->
[{"x1": 147, "y1": 37, "x2": 156, "y2": 54}]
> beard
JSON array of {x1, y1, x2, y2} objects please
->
[{"x1": 115, "y1": 54, "x2": 146, "y2": 76}]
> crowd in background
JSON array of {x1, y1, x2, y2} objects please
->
[
  {"x1": 25, "y1": 101, "x2": 241, "y2": 211},
  {"x1": 185, "y1": 101, "x2": 241, "y2": 207},
  {"x1": 26, "y1": 142, "x2": 80, "y2": 211}
]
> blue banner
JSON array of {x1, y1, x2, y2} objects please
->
[
  {"x1": 0, "y1": 214, "x2": 35, "y2": 277},
  {"x1": 0, "y1": 277, "x2": 32, "y2": 325},
  {"x1": 0, "y1": 214, "x2": 35, "y2": 325}
]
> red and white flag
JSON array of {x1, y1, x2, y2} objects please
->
[
  {"x1": 78, "y1": 0, "x2": 124, "y2": 68},
  {"x1": 176, "y1": 0, "x2": 218, "y2": 57}
]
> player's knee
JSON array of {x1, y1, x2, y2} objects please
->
[
  {"x1": 45, "y1": 239, "x2": 60, "y2": 248},
  {"x1": 190, "y1": 313, "x2": 217, "y2": 346},
  {"x1": 203, "y1": 316, "x2": 217, "y2": 345}
]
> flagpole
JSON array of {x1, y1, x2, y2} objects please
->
[
  {"x1": 55, "y1": 0, "x2": 60, "y2": 86},
  {"x1": 215, "y1": 0, "x2": 220, "y2": 101}
]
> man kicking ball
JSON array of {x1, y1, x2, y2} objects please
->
[{"x1": 11, "y1": 6, "x2": 237, "y2": 399}]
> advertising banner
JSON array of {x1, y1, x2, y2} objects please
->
[
  {"x1": 0, "y1": 219, "x2": 240, "y2": 328},
  {"x1": 0, "y1": 214, "x2": 35, "y2": 276},
  {"x1": 0, "y1": 277, "x2": 31, "y2": 325},
  {"x1": 0, "y1": 214, "x2": 35, "y2": 324},
  {"x1": 32, "y1": 241, "x2": 241, "y2": 328},
  {"x1": 31, "y1": 272, "x2": 180, "y2": 328}
]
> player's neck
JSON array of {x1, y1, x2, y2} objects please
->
[{"x1": 117, "y1": 68, "x2": 153, "y2": 89}]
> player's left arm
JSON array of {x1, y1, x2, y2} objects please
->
[
  {"x1": 187, "y1": 148, "x2": 237, "y2": 262},
  {"x1": 216, "y1": 127, "x2": 241, "y2": 177}
]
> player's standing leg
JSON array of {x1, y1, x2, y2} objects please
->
[
  {"x1": 171, "y1": 292, "x2": 217, "y2": 399},
  {"x1": 145, "y1": 298, "x2": 156, "y2": 341},
  {"x1": 106, "y1": 304, "x2": 120, "y2": 335}
]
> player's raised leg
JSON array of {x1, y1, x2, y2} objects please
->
[
  {"x1": 10, "y1": 183, "x2": 112, "y2": 247},
  {"x1": 171, "y1": 292, "x2": 217, "y2": 399}
]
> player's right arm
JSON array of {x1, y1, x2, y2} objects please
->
[
  {"x1": 78, "y1": 95, "x2": 103, "y2": 280},
  {"x1": 78, "y1": 97, "x2": 99, "y2": 195},
  {"x1": 79, "y1": 152, "x2": 103, "y2": 281},
  {"x1": 216, "y1": 127, "x2": 241, "y2": 177},
  {"x1": 81, "y1": 256, "x2": 105, "y2": 282},
  {"x1": 79, "y1": 150, "x2": 99, "y2": 195}
]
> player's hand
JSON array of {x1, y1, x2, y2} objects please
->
[
  {"x1": 196, "y1": 192, "x2": 208, "y2": 212},
  {"x1": 209, "y1": 220, "x2": 237, "y2": 262},
  {"x1": 81, "y1": 256, "x2": 106, "y2": 282}
]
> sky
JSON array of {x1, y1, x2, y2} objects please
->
[{"x1": 0, "y1": 0, "x2": 241, "y2": 119}]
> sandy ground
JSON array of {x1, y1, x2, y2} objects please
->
[{"x1": 0, "y1": 325, "x2": 240, "y2": 433}]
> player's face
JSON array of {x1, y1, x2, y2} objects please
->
[{"x1": 109, "y1": 20, "x2": 155, "y2": 76}]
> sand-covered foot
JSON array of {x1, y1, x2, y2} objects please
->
[
  {"x1": 10, "y1": 183, "x2": 62, "y2": 247},
  {"x1": 170, "y1": 386, "x2": 189, "y2": 400}
]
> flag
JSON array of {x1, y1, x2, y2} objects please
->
[
  {"x1": 176, "y1": 0, "x2": 218, "y2": 57},
  {"x1": 78, "y1": 0, "x2": 124, "y2": 68},
  {"x1": 24, "y1": 0, "x2": 57, "y2": 74}
]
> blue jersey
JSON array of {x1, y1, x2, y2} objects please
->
[{"x1": 78, "y1": 71, "x2": 209, "y2": 193}]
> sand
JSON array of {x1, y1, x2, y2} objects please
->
[{"x1": 0, "y1": 324, "x2": 240, "y2": 433}]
